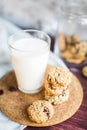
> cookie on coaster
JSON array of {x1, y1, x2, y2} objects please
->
[
  {"x1": 44, "y1": 65, "x2": 71, "y2": 105},
  {"x1": 46, "y1": 66, "x2": 71, "y2": 87},
  {"x1": 44, "y1": 80, "x2": 68, "y2": 96},
  {"x1": 27, "y1": 100, "x2": 54, "y2": 123},
  {"x1": 45, "y1": 87, "x2": 69, "y2": 105}
]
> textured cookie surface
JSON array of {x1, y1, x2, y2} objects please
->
[
  {"x1": 82, "y1": 66, "x2": 87, "y2": 78},
  {"x1": 46, "y1": 66, "x2": 71, "y2": 87},
  {"x1": 44, "y1": 80, "x2": 68, "y2": 96},
  {"x1": 27, "y1": 100, "x2": 54, "y2": 123},
  {"x1": 45, "y1": 87, "x2": 69, "y2": 105}
]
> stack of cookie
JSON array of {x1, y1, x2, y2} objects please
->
[{"x1": 44, "y1": 65, "x2": 71, "y2": 105}]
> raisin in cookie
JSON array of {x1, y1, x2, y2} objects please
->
[
  {"x1": 27, "y1": 100, "x2": 54, "y2": 123},
  {"x1": 46, "y1": 66, "x2": 71, "y2": 87},
  {"x1": 45, "y1": 87, "x2": 69, "y2": 105}
]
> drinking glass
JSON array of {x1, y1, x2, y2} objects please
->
[{"x1": 8, "y1": 30, "x2": 50, "y2": 94}]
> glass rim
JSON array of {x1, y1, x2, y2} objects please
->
[{"x1": 8, "y1": 29, "x2": 51, "y2": 52}]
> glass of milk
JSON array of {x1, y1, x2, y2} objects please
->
[{"x1": 8, "y1": 30, "x2": 50, "y2": 94}]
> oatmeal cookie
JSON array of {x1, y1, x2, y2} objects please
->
[
  {"x1": 45, "y1": 88, "x2": 69, "y2": 105},
  {"x1": 76, "y1": 42, "x2": 87, "y2": 56},
  {"x1": 27, "y1": 100, "x2": 54, "y2": 123},
  {"x1": 81, "y1": 66, "x2": 87, "y2": 78},
  {"x1": 44, "y1": 80, "x2": 68, "y2": 96},
  {"x1": 46, "y1": 66, "x2": 71, "y2": 87}
]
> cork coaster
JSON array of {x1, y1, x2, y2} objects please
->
[{"x1": 0, "y1": 65, "x2": 83, "y2": 127}]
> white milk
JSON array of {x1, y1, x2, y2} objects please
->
[{"x1": 10, "y1": 38, "x2": 50, "y2": 93}]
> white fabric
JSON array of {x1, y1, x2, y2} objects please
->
[{"x1": 0, "y1": 112, "x2": 26, "y2": 130}]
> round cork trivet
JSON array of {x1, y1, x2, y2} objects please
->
[{"x1": 0, "y1": 65, "x2": 83, "y2": 127}]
